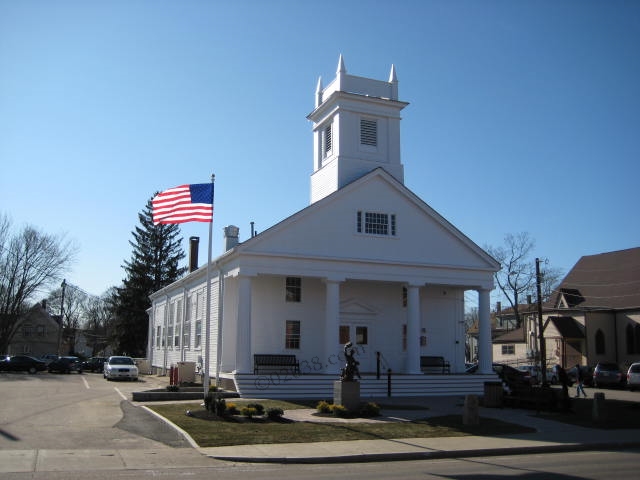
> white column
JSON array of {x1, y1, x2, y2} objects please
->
[
  {"x1": 324, "y1": 279, "x2": 341, "y2": 374},
  {"x1": 478, "y1": 288, "x2": 493, "y2": 374},
  {"x1": 235, "y1": 275, "x2": 253, "y2": 374},
  {"x1": 406, "y1": 284, "x2": 422, "y2": 374}
]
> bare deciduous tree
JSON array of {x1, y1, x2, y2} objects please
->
[
  {"x1": 0, "y1": 214, "x2": 76, "y2": 353},
  {"x1": 486, "y1": 232, "x2": 563, "y2": 328},
  {"x1": 486, "y1": 232, "x2": 537, "y2": 328}
]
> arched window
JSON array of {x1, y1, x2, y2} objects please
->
[
  {"x1": 595, "y1": 329, "x2": 605, "y2": 355},
  {"x1": 627, "y1": 324, "x2": 635, "y2": 354}
]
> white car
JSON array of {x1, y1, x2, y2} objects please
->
[
  {"x1": 103, "y1": 356, "x2": 138, "y2": 381},
  {"x1": 627, "y1": 362, "x2": 640, "y2": 391}
]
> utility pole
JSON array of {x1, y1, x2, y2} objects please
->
[
  {"x1": 57, "y1": 279, "x2": 66, "y2": 356},
  {"x1": 536, "y1": 259, "x2": 548, "y2": 387}
]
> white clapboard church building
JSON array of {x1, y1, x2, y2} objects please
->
[{"x1": 148, "y1": 56, "x2": 499, "y2": 398}]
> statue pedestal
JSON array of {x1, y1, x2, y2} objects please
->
[{"x1": 334, "y1": 380, "x2": 360, "y2": 411}]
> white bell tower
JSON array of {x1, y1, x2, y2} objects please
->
[{"x1": 307, "y1": 55, "x2": 409, "y2": 204}]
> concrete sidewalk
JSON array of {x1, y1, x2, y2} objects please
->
[{"x1": 194, "y1": 395, "x2": 640, "y2": 463}]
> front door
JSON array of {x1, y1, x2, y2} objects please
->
[{"x1": 339, "y1": 323, "x2": 371, "y2": 373}]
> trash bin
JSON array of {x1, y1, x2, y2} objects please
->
[{"x1": 484, "y1": 381, "x2": 504, "y2": 407}]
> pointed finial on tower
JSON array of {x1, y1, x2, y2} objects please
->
[
  {"x1": 315, "y1": 76, "x2": 323, "y2": 107},
  {"x1": 389, "y1": 64, "x2": 398, "y2": 100},
  {"x1": 337, "y1": 54, "x2": 347, "y2": 74},
  {"x1": 389, "y1": 64, "x2": 397, "y2": 83}
]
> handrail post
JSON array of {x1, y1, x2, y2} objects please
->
[
  {"x1": 387, "y1": 368, "x2": 392, "y2": 397},
  {"x1": 376, "y1": 352, "x2": 381, "y2": 379}
]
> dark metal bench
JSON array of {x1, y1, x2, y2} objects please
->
[
  {"x1": 420, "y1": 356, "x2": 451, "y2": 374},
  {"x1": 253, "y1": 354, "x2": 300, "y2": 375}
]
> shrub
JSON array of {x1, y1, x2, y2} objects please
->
[
  {"x1": 208, "y1": 385, "x2": 218, "y2": 392},
  {"x1": 246, "y1": 403, "x2": 264, "y2": 415},
  {"x1": 226, "y1": 402, "x2": 239, "y2": 415},
  {"x1": 359, "y1": 402, "x2": 381, "y2": 417},
  {"x1": 166, "y1": 385, "x2": 179, "y2": 392},
  {"x1": 332, "y1": 404, "x2": 350, "y2": 417},
  {"x1": 241, "y1": 407, "x2": 258, "y2": 419},
  {"x1": 316, "y1": 400, "x2": 332, "y2": 414},
  {"x1": 205, "y1": 395, "x2": 227, "y2": 416},
  {"x1": 267, "y1": 407, "x2": 284, "y2": 420}
]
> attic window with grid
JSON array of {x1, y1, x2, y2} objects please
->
[
  {"x1": 323, "y1": 124, "x2": 332, "y2": 157},
  {"x1": 356, "y1": 211, "x2": 396, "y2": 236},
  {"x1": 360, "y1": 118, "x2": 377, "y2": 146}
]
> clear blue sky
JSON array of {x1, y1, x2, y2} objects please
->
[{"x1": 1, "y1": 0, "x2": 639, "y2": 302}]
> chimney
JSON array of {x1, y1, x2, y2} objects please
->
[
  {"x1": 189, "y1": 236, "x2": 199, "y2": 273},
  {"x1": 223, "y1": 225, "x2": 239, "y2": 250}
]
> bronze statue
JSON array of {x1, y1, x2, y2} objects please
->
[{"x1": 340, "y1": 341, "x2": 361, "y2": 382}]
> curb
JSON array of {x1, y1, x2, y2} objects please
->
[{"x1": 207, "y1": 441, "x2": 640, "y2": 464}]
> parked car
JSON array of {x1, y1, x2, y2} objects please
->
[
  {"x1": 0, "y1": 355, "x2": 47, "y2": 374},
  {"x1": 80, "y1": 356, "x2": 107, "y2": 373},
  {"x1": 48, "y1": 356, "x2": 82, "y2": 374},
  {"x1": 592, "y1": 362, "x2": 626, "y2": 388},
  {"x1": 103, "y1": 356, "x2": 138, "y2": 381},
  {"x1": 39, "y1": 354, "x2": 59, "y2": 365},
  {"x1": 516, "y1": 365, "x2": 541, "y2": 385},
  {"x1": 627, "y1": 362, "x2": 640, "y2": 391}
]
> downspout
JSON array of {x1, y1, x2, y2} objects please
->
[
  {"x1": 162, "y1": 295, "x2": 169, "y2": 375},
  {"x1": 180, "y1": 287, "x2": 188, "y2": 362},
  {"x1": 215, "y1": 265, "x2": 225, "y2": 389},
  {"x1": 613, "y1": 310, "x2": 619, "y2": 364}
]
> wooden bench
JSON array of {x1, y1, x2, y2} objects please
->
[
  {"x1": 253, "y1": 354, "x2": 300, "y2": 375},
  {"x1": 420, "y1": 356, "x2": 451, "y2": 374}
]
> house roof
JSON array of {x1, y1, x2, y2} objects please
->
[
  {"x1": 548, "y1": 316, "x2": 584, "y2": 338},
  {"x1": 493, "y1": 327, "x2": 525, "y2": 343},
  {"x1": 552, "y1": 247, "x2": 640, "y2": 310}
]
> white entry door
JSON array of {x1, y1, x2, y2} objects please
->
[{"x1": 338, "y1": 323, "x2": 372, "y2": 372}]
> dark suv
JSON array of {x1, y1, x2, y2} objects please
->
[
  {"x1": 593, "y1": 362, "x2": 625, "y2": 388},
  {"x1": 48, "y1": 356, "x2": 82, "y2": 374},
  {"x1": 80, "y1": 357, "x2": 107, "y2": 373}
]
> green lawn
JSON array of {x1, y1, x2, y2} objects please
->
[{"x1": 149, "y1": 399, "x2": 535, "y2": 448}]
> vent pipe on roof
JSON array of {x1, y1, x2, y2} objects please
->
[
  {"x1": 224, "y1": 226, "x2": 239, "y2": 250},
  {"x1": 189, "y1": 236, "x2": 199, "y2": 272}
]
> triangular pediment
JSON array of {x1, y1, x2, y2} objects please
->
[
  {"x1": 231, "y1": 169, "x2": 499, "y2": 282},
  {"x1": 339, "y1": 298, "x2": 378, "y2": 316}
]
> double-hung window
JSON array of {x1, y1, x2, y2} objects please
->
[
  {"x1": 286, "y1": 277, "x2": 301, "y2": 302},
  {"x1": 285, "y1": 320, "x2": 301, "y2": 349}
]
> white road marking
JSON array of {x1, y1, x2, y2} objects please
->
[
  {"x1": 81, "y1": 376, "x2": 90, "y2": 389},
  {"x1": 114, "y1": 387, "x2": 127, "y2": 400}
]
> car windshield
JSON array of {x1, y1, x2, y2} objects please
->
[
  {"x1": 110, "y1": 357, "x2": 134, "y2": 365},
  {"x1": 598, "y1": 363, "x2": 619, "y2": 371}
]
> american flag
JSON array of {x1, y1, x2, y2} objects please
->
[{"x1": 152, "y1": 183, "x2": 213, "y2": 224}]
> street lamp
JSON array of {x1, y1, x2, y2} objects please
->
[{"x1": 57, "y1": 279, "x2": 66, "y2": 356}]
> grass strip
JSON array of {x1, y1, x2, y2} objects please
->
[{"x1": 149, "y1": 400, "x2": 535, "y2": 448}]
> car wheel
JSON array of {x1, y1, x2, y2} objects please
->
[{"x1": 28, "y1": 367, "x2": 37, "y2": 374}]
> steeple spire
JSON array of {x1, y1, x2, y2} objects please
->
[
  {"x1": 389, "y1": 64, "x2": 398, "y2": 100},
  {"x1": 336, "y1": 54, "x2": 346, "y2": 91},
  {"x1": 315, "y1": 76, "x2": 323, "y2": 107}
]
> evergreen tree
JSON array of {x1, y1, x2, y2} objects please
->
[{"x1": 111, "y1": 197, "x2": 186, "y2": 356}]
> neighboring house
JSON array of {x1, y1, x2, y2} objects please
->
[
  {"x1": 5, "y1": 301, "x2": 60, "y2": 358},
  {"x1": 490, "y1": 247, "x2": 640, "y2": 371},
  {"x1": 543, "y1": 247, "x2": 640, "y2": 370},
  {"x1": 147, "y1": 57, "x2": 500, "y2": 398}
]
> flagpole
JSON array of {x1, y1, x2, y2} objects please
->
[{"x1": 203, "y1": 174, "x2": 214, "y2": 402}]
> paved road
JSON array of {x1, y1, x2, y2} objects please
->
[{"x1": 0, "y1": 371, "x2": 190, "y2": 450}]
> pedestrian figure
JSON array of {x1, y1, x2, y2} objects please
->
[
  {"x1": 575, "y1": 364, "x2": 587, "y2": 398},
  {"x1": 555, "y1": 364, "x2": 571, "y2": 412}
]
